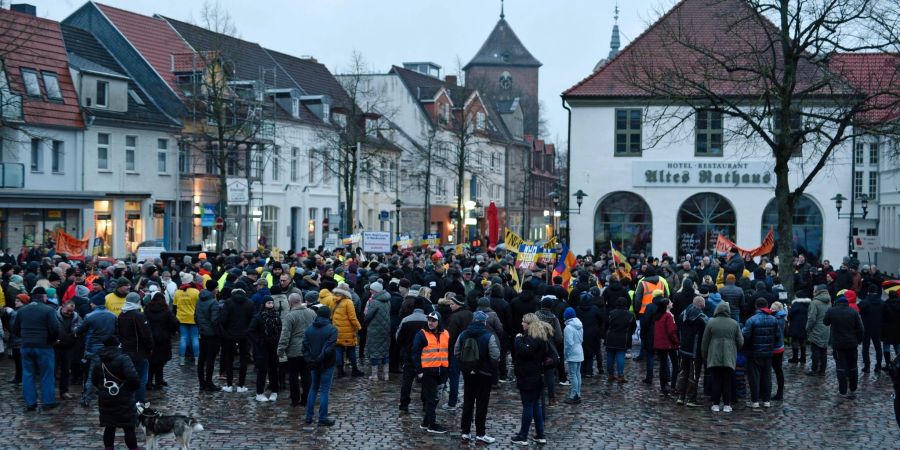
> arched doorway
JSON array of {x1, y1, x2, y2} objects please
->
[
  {"x1": 594, "y1": 192, "x2": 652, "y2": 256},
  {"x1": 762, "y1": 195, "x2": 823, "y2": 261},
  {"x1": 677, "y1": 193, "x2": 736, "y2": 259}
]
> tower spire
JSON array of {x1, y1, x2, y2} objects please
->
[
  {"x1": 500, "y1": 0, "x2": 505, "y2": 19},
  {"x1": 608, "y1": 1, "x2": 621, "y2": 59}
]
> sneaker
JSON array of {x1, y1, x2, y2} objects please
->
[
  {"x1": 319, "y1": 418, "x2": 335, "y2": 426},
  {"x1": 461, "y1": 433, "x2": 471, "y2": 441},
  {"x1": 723, "y1": 405, "x2": 733, "y2": 413},
  {"x1": 675, "y1": 398, "x2": 684, "y2": 405},
  {"x1": 476, "y1": 435, "x2": 496, "y2": 444},
  {"x1": 255, "y1": 394, "x2": 269, "y2": 402},
  {"x1": 268, "y1": 393, "x2": 278, "y2": 402},
  {"x1": 558, "y1": 380, "x2": 571, "y2": 386},
  {"x1": 304, "y1": 417, "x2": 313, "y2": 424},
  {"x1": 236, "y1": 386, "x2": 248, "y2": 393},
  {"x1": 686, "y1": 401, "x2": 701, "y2": 407},
  {"x1": 221, "y1": 385, "x2": 234, "y2": 393},
  {"x1": 420, "y1": 420, "x2": 429, "y2": 430},
  {"x1": 533, "y1": 436, "x2": 547, "y2": 444},
  {"x1": 511, "y1": 436, "x2": 529, "y2": 446},
  {"x1": 443, "y1": 403, "x2": 457, "y2": 411},
  {"x1": 762, "y1": 401, "x2": 771, "y2": 408},
  {"x1": 749, "y1": 402, "x2": 760, "y2": 409},
  {"x1": 427, "y1": 423, "x2": 447, "y2": 434},
  {"x1": 711, "y1": 404, "x2": 720, "y2": 412}
]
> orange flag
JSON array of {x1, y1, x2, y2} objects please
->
[{"x1": 55, "y1": 229, "x2": 89, "y2": 256}]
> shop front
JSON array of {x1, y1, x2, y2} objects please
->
[
  {"x1": 0, "y1": 190, "x2": 101, "y2": 254},
  {"x1": 92, "y1": 195, "x2": 159, "y2": 258}
]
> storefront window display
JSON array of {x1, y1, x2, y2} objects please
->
[
  {"x1": 762, "y1": 194, "x2": 823, "y2": 262},
  {"x1": 594, "y1": 191, "x2": 652, "y2": 256},
  {"x1": 677, "y1": 192, "x2": 736, "y2": 259}
]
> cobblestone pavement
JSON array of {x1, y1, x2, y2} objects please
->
[{"x1": 0, "y1": 347, "x2": 896, "y2": 449}]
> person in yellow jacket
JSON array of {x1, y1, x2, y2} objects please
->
[
  {"x1": 105, "y1": 277, "x2": 132, "y2": 316},
  {"x1": 173, "y1": 272, "x2": 200, "y2": 366},
  {"x1": 322, "y1": 282, "x2": 363, "y2": 378}
]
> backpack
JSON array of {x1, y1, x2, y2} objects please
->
[{"x1": 458, "y1": 334, "x2": 481, "y2": 374}]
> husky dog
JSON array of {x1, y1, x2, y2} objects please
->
[{"x1": 136, "y1": 403, "x2": 204, "y2": 450}]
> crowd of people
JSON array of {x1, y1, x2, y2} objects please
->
[{"x1": 1, "y1": 243, "x2": 899, "y2": 448}]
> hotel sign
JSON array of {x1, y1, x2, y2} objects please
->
[{"x1": 633, "y1": 161, "x2": 773, "y2": 188}]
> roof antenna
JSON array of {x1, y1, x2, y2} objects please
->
[{"x1": 500, "y1": 0, "x2": 505, "y2": 19}]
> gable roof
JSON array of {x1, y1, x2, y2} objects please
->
[
  {"x1": 94, "y1": 3, "x2": 195, "y2": 97},
  {"x1": 60, "y1": 24, "x2": 179, "y2": 128},
  {"x1": 0, "y1": 8, "x2": 83, "y2": 129},
  {"x1": 464, "y1": 18, "x2": 541, "y2": 69},
  {"x1": 564, "y1": 0, "x2": 836, "y2": 99},
  {"x1": 265, "y1": 49, "x2": 353, "y2": 111},
  {"x1": 829, "y1": 53, "x2": 900, "y2": 125}
]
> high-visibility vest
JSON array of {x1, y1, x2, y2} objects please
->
[
  {"x1": 639, "y1": 279, "x2": 664, "y2": 314},
  {"x1": 420, "y1": 329, "x2": 450, "y2": 369}
]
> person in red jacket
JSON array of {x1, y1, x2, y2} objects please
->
[{"x1": 652, "y1": 298, "x2": 680, "y2": 396}]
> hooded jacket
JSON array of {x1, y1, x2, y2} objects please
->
[
  {"x1": 277, "y1": 303, "x2": 317, "y2": 359},
  {"x1": 742, "y1": 308, "x2": 779, "y2": 358},
  {"x1": 396, "y1": 308, "x2": 428, "y2": 359},
  {"x1": 218, "y1": 291, "x2": 255, "y2": 340},
  {"x1": 652, "y1": 309, "x2": 679, "y2": 351},
  {"x1": 701, "y1": 302, "x2": 743, "y2": 369},
  {"x1": 563, "y1": 317, "x2": 584, "y2": 362},
  {"x1": 678, "y1": 305, "x2": 707, "y2": 357},
  {"x1": 77, "y1": 306, "x2": 116, "y2": 355},
  {"x1": 363, "y1": 290, "x2": 392, "y2": 359},
  {"x1": 605, "y1": 298, "x2": 636, "y2": 350},
  {"x1": 91, "y1": 344, "x2": 139, "y2": 427},
  {"x1": 117, "y1": 307, "x2": 154, "y2": 361},
  {"x1": 806, "y1": 291, "x2": 832, "y2": 348},
  {"x1": 718, "y1": 282, "x2": 745, "y2": 323},
  {"x1": 575, "y1": 296, "x2": 604, "y2": 349},
  {"x1": 194, "y1": 290, "x2": 220, "y2": 337},
  {"x1": 302, "y1": 316, "x2": 338, "y2": 370},
  {"x1": 788, "y1": 298, "x2": 810, "y2": 339},
  {"x1": 858, "y1": 292, "x2": 883, "y2": 337},
  {"x1": 321, "y1": 290, "x2": 361, "y2": 346}
]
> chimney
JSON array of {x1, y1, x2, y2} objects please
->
[
  {"x1": 10, "y1": 3, "x2": 36, "y2": 15},
  {"x1": 445, "y1": 75, "x2": 458, "y2": 86}
]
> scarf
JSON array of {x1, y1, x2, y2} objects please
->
[
  {"x1": 121, "y1": 301, "x2": 142, "y2": 313},
  {"x1": 260, "y1": 308, "x2": 281, "y2": 339}
]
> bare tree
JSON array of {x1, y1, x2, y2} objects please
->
[
  {"x1": 0, "y1": 9, "x2": 44, "y2": 154},
  {"x1": 177, "y1": 1, "x2": 278, "y2": 250},
  {"x1": 444, "y1": 92, "x2": 491, "y2": 243},
  {"x1": 616, "y1": 0, "x2": 900, "y2": 298}
]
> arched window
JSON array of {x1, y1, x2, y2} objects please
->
[
  {"x1": 762, "y1": 195, "x2": 823, "y2": 261},
  {"x1": 594, "y1": 192, "x2": 652, "y2": 256},
  {"x1": 677, "y1": 193, "x2": 736, "y2": 259}
]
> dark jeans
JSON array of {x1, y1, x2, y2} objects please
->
[
  {"x1": 287, "y1": 356, "x2": 310, "y2": 406},
  {"x1": 335, "y1": 345, "x2": 358, "y2": 374},
  {"x1": 833, "y1": 347, "x2": 859, "y2": 395},
  {"x1": 197, "y1": 335, "x2": 220, "y2": 385},
  {"x1": 862, "y1": 334, "x2": 883, "y2": 369},
  {"x1": 542, "y1": 367, "x2": 556, "y2": 401},
  {"x1": 149, "y1": 359, "x2": 167, "y2": 386},
  {"x1": 448, "y1": 354, "x2": 460, "y2": 407},
  {"x1": 389, "y1": 332, "x2": 401, "y2": 372},
  {"x1": 461, "y1": 373, "x2": 492, "y2": 436},
  {"x1": 255, "y1": 343, "x2": 279, "y2": 395},
  {"x1": 11, "y1": 348, "x2": 22, "y2": 382},
  {"x1": 54, "y1": 347, "x2": 73, "y2": 395},
  {"x1": 747, "y1": 357, "x2": 773, "y2": 403},
  {"x1": 675, "y1": 355, "x2": 702, "y2": 402},
  {"x1": 517, "y1": 389, "x2": 544, "y2": 439},
  {"x1": 582, "y1": 339, "x2": 603, "y2": 375},
  {"x1": 103, "y1": 426, "x2": 137, "y2": 449},
  {"x1": 399, "y1": 358, "x2": 416, "y2": 410},
  {"x1": 773, "y1": 352, "x2": 784, "y2": 397},
  {"x1": 656, "y1": 349, "x2": 678, "y2": 392},
  {"x1": 710, "y1": 366, "x2": 734, "y2": 406},
  {"x1": 222, "y1": 338, "x2": 250, "y2": 387},
  {"x1": 791, "y1": 338, "x2": 807, "y2": 361},
  {"x1": 421, "y1": 374, "x2": 440, "y2": 427},
  {"x1": 810, "y1": 343, "x2": 827, "y2": 374},
  {"x1": 498, "y1": 337, "x2": 510, "y2": 380},
  {"x1": 305, "y1": 366, "x2": 335, "y2": 421}
]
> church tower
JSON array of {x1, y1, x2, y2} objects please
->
[{"x1": 464, "y1": 0, "x2": 542, "y2": 135}]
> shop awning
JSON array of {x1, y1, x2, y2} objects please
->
[{"x1": 0, "y1": 189, "x2": 108, "y2": 209}]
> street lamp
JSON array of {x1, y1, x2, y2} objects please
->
[
  {"x1": 831, "y1": 193, "x2": 870, "y2": 255},
  {"x1": 393, "y1": 198, "x2": 402, "y2": 240}
]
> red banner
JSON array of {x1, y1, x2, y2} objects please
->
[
  {"x1": 487, "y1": 202, "x2": 499, "y2": 250},
  {"x1": 715, "y1": 229, "x2": 774, "y2": 258},
  {"x1": 55, "y1": 229, "x2": 89, "y2": 256}
]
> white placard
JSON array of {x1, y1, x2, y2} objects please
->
[
  {"x1": 853, "y1": 236, "x2": 881, "y2": 253},
  {"x1": 362, "y1": 231, "x2": 392, "y2": 253},
  {"x1": 633, "y1": 161, "x2": 774, "y2": 188}
]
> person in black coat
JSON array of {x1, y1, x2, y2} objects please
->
[
  {"x1": 881, "y1": 292, "x2": 900, "y2": 363},
  {"x1": 144, "y1": 293, "x2": 177, "y2": 390},
  {"x1": 605, "y1": 296, "x2": 636, "y2": 382},
  {"x1": 116, "y1": 293, "x2": 153, "y2": 405},
  {"x1": 787, "y1": 297, "x2": 810, "y2": 364},
  {"x1": 823, "y1": 294, "x2": 865, "y2": 396},
  {"x1": 510, "y1": 285, "x2": 539, "y2": 338},
  {"x1": 576, "y1": 291, "x2": 605, "y2": 377},
  {"x1": 858, "y1": 285, "x2": 884, "y2": 372},
  {"x1": 91, "y1": 335, "x2": 140, "y2": 450},
  {"x1": 671, "y1": 279, "x2": 696, "y2": 329},
  {"x1": 387, "y1": 281, "x2": 405, "y2": 373},
  {"x1": 488, "y1": 284, "x2": 513, "y2": 381}
]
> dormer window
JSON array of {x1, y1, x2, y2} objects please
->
[
  {"x1": 20, "y1": 69, "x2": 40, "y2": 97},
  {"x1": 476, "y1": 111, "x2": 486, "y2": 130},
  {"x1": 440, "y1": 103, "x2": 450, "y2": 124},
  {"x1": 95, "y1": 80, "x2": 108, "y2": 108},
  {"x1": 41, "y1": 72, "x2": 61, "y2": 101},
  {"x1": 128, "y1": 89, "x2": 145, "y2": 106},
  {"x1": 291, "y1": 98, "x2": 300, "y2": 118}
]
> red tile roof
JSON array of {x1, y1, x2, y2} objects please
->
[
  {"x1": 564, "y1": 0, "x2": 835, "y2": 99},
  {"x1": 829, "y1": 53, "x2": 900, "y2": 125},
  {"x1": 96, "y1": 3, "x2": 194, "y2": 96},
  {"x1": 0, "y1": 9, "x2": 83, "y2": 128}
]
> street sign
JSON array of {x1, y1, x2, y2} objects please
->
[
  {"x1": 215, "y1": 216, "x2": 225, "y2": 231},
  {"x1": 852, "y1": 236, "x2": 881, "y2": 253},
  {"x1": 379, "y1": 210, "x2": 390, "y2": 221},
  {"x1": 362, "y1": 231, "x2": 392, "y2": 253}
]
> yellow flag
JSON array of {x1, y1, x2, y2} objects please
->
[
  {"x1": 546, "y1": 236, "x2": 557, "y2": 248},
  {"x1": 510, "y1": 266, "x2": 522, "y2": 293},
  {"x1": 504, "y1": 228, "x2": 525, "y2": 253}
]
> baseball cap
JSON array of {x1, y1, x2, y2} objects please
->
[{"x1": 427, "y1": 311, "x2": 441, "y2": 321}]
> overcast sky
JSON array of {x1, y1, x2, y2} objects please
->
[{"x1": 29, "y1": 0, "x2": 668, "y2": 143}]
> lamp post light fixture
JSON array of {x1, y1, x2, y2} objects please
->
[
  {"x1": 393, "y1": 198, "x2": 402, "y2": 240},
  {"x1": 831, "y1": 193, "x2": 870, "y2": 255}
]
